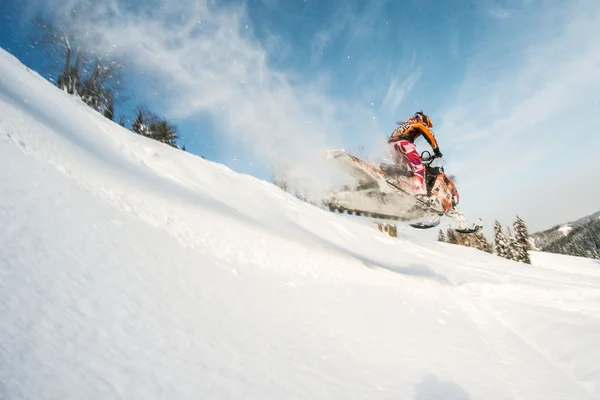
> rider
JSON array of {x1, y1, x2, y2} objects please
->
[{"x1": 387, "y1": 111, "x2": 443, "y2": 196}]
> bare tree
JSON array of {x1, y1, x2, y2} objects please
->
[
  {"x1": 35, "y1": 17, "x2": 86, "y2": 94},
  {"x1": 33, "y1": 3, "x2": 126, "y2": 117},
  {"x1": 80, "y1": 57, "x2": 124, "y2": 115}
]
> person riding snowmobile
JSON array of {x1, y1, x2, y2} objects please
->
[{"x1": 387, "y1": 111, "x2": 443, "y2": 196}]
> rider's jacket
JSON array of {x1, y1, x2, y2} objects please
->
[{"x1": 388, "y1": 118, "x2": 439, "y2": 151}]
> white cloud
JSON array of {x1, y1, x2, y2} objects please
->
[
  {"x1": 488, "y1": 7, "x2": 511, "y2": 19},
  {"x1": 381, "y1": 68, "x2": 422, "y2": 115},
  {"x1": 37, "y1": 0, "x2": 379, "y2": 196},
  {"x1": 439, "y1": 0, "x2": 600, "y2": 231},
  {"x1": 31, "y1": 0, "x2": 599, "y2": 233}
]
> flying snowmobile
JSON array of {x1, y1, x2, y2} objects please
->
[{"x1": 323, "y1": 149, "x2": 482, "y2": 234}]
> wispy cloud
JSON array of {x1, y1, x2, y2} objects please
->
[
  {"x1": 381, "y1": 69, "x2": 422, "y2": 114},
  {"x1": 488, "y1": 7, "x2": 511, "y2": 19},
  {"x1": 440, "y1": 0, "x2": 600, "y2": 230},
  {"x1": 24, "y1": 0, "x2": 598, "y2": 232},
  {"x1": 34, "y1": 0, "x2": 379, "y2": 195},
  {"x1": 309, "y1": 0, "x2": 391, "y2": 61}
]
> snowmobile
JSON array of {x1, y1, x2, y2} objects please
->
[{"x1": 323, "y1": 149, "x2": 482, "y2": 233}]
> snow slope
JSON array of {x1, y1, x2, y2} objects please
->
[{"x1": 1, "y1": 48, "x2": 600, "y2": 400}]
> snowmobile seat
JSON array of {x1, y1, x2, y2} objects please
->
[{"x1": 380, "y1": 163, "x2": 413, "y2": 178}]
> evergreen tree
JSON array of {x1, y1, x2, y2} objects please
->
[
  {"x1": 438, "y1": 229, "x2": 446, "y2": 242},
  {"x1": 493, "y1": 220, "x2": 508, "y2": 258},
  {"x1": 455, "y1": 232, "x2": 466, "y2": 246},
  {"x1": 148, "y1": 120, "x2": 179, "y2": 147},
  {"x1": 543, "y1": 220, "x2": 600, "y2": 259},
  {"x1": 440, "y1": 228, "x2": 490, "y2": 253},
  {"x1": 130, "y1": 106, "x2": 178, "y2": 147},
  {"x1": 131, "y1": 107, "x2": 154, "y2": 136},
  {"x1": 504, "y1": 226, "x2": 518, "y2": 261},
  {"x1": 474, "y1": 232, "x2": 492, "y2": 253},
  {"x1": 446, "y1": 229, "x2": 458, "y2": 244},
  {"x1": 513, "y1": 216, "x2": 532, "y2": 264},
  {"x1": 102, "y1": 93, "x2": 114, "y2": 121},
  {"x1": 131, "y1": 110, "x2": 148, "y2": 135},
  {"x1": 532, "y1": 211, "x2": 600, "y2": 260}
]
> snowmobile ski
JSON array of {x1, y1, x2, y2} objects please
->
[
  {"x1": 409, "y1": 219, "x2": 442, "y2": 230},
  {"x1": 407, "y1": 214, "x2": 443, "y2": 230},
  {"x1": 453, "y1": 218, "x2": 483, "y2": 234}
]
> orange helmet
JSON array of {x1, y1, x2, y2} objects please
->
[{"x1": 413, "y1": 111, "x2": 433, "y2": 128}]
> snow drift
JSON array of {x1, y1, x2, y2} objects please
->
[{"x1": 1, "y1": 48, "x2": 600, "y2": 399}]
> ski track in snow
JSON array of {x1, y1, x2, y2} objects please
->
[{"x1": 1, "y1": 48, "x2": 600, "y2": 399}]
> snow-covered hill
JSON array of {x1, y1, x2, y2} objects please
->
[
  {"x1": 532, "y1": 211, "x2": 600, "y2": 259},
  {"x1": 1, "y1": 48, "x2": 600, "y2": 399}
]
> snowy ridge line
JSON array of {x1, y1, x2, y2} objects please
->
[{"x1": 0, "y1": 51, "x2": 404, "y2": 287}]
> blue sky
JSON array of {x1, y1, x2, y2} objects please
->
[{"x1": 2, "y1": 0, "x2": 600, "y2": 234}]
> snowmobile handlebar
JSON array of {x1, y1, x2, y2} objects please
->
[{"x1": 420, "y1": 151, "x2": 438, "y2": 165}]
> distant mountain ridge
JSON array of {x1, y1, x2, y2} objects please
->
[{"x1": 531, "y1": 211, "x2": 600, "y2": 259}]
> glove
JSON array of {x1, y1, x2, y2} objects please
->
[{"x1": 434, "y1": 148, "x2": 443, "y2": 158}]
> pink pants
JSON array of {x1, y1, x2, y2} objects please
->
[{"x1": 389, "y1": 140, "x2": 426, "y2": 195}]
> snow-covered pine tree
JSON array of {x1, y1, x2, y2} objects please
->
[
  {"x1": 474, "y1": 232, "x2": 492, "y2": 253},
  {"x1": 493, "y1": 220, "x2": 508, "y2": 258},
  {"x1": 131, "y1": 110, "x2": 148, "y2": 136},
  {"x1": 504, "y1": 226, "x2": 518, "y2": 261},
  {"x1": 446, "y1": 229, "x2": 458, "y2": 244},
  {"x1": 513, "y1": 216, "x2": 532, "y2": 264},
  {"x1": 148, "y1": 120, "x2": 179, "y2": 147},
  {"x1": 131, "y1": 108, "x2": 152, "y2": 136},
  {"x1": 103, "y1": 93, "x2": 114, "y2": 121},
  {"x1": 438, "y1": 229, "x2": 446, "y2": 242},
  {"x1": 455, "y1": 232, "x2": 467, "y2": 247}
]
